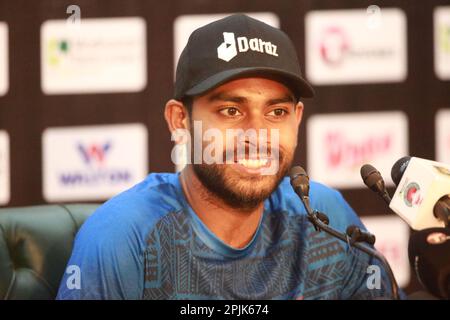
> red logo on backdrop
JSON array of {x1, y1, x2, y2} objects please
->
[
  {"x1": 319, "y1": 27, "x2": 350, "y2": 66},
  {"x1": 376, "y1": 242, "x2": 401, "y2": 261},
  {"x1": 325, "y1": 132, "x2": 392, "y2": 169}
]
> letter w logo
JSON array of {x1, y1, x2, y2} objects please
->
[
  {"x1": 77, "y1": 142, "x2": 111, "y2": 166},
  {"x1": 217, "y1": 32, "x2": 237, "y2": 62}
]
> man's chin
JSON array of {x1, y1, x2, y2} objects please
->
[{"x1": 226, "y1": 176, "x2": 278, "y2": 204}]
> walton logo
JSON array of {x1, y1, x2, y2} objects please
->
[
  {"x1": 77, "y1": 142, "x2": 111, "y2": 166},
  {"x1": 59, "y1": 141, "x2": 131, "y2": 186},
  {"x1": 217, "y1": 32, "x2": 278, "y2": 62}
]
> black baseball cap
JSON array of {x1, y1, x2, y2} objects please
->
[{"x1": 174, "y1": 14, "x2": 314, "y2": 100}]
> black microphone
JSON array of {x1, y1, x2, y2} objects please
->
[
  {"x1": 290, "y1": 166, "x2": 327, "y2": 230},
  {"x1": 360, "y1": 164, "x2": 392, "y2": 205},
  {"x1": 290, "y1": 165, "x2": 400, "y2": 299},
  {"x1": 289, "y1": 166, "x2": 310, "y2": 208},
  {"x1": 390, "y1": 156, "x2": 450, "y2": 299},
  {"x1": 408, "y1": 227, "x2": 450, "y2": 299},
  {"x1": 346, "y1": 225, "x2": 376, "y2": 246},
  {"x1": 391, "y1": 156, "x2": 411, "y2": 186},
  {"x1": 434, "y1": 197, "x2": 450, "y2": 227}
]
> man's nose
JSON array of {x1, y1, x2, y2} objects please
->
[
  {"x1": 243, "y1": 112, "x2": 266, "y2": 131},
  {"x1": 239, "y1": 115, "x2": 273, "y2": 152}
]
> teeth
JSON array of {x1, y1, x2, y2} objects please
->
[{"x1": 238, "y1": 158, "x2": 268, "y2": 168}]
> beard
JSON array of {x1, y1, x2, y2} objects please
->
[{"x1": 192, "y1": 146, "x2": 293, "y2": 211}]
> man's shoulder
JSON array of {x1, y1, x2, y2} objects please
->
[
  {"x1": 75, "y1": 172, "x2": 183, "y2": 247},
  {"x1": 274, "y1": 177, "x2": 345, "y2": 209}
]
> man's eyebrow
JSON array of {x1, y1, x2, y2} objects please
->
[
  {"x1": 267, "y1": 94, "x2": 296, "y2": 105},
  {"x1": 207, "y1": 92, "x2": 296, "y2": 105},
  {"x1": 207, "y1": 91, "x2": 248, "y2": 103}
]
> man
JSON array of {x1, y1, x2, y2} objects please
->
[{"x1": 57, "y1": 14, "x2": 396, "y2": 300}]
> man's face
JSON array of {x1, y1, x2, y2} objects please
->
[{"x1": 189, "y1": 77, "x2": 303, "y2": 211}]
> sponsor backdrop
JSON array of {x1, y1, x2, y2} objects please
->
[{"x1": 0, "y1": 0, "x2": 449, "y2": 294}]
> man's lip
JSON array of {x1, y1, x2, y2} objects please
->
[
  {"x1": 230, "y1": 157, "x2": 275, "y2": 174},
  {"x1": 232, "y1": 154, "x2": 273, "y2": 161}
]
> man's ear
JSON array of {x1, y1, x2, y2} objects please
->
[
  {"x1": 295, "y1": 101, "x2": 304, "y2": 126},
  {"x1": 164, "y1": 99, "x2": 190, "y2": 133}
]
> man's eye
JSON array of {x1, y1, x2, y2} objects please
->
[
  {"x1": 219, "y1": 107, "x2": 242, "y2": 117},
  {"x1": 267, "y1": 108, "x2": 287, "y2": 117}
]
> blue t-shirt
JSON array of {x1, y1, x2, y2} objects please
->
[{"x1": 57, "y1": 172, "x2": 396, "y2": 300}]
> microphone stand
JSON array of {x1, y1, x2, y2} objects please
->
[{"x1": 298, "y1": 193, "x2": 400, "y2": 300}]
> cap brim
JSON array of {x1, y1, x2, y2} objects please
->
[{"x1": 184, "y1": 67, "x2": 315, "y2": 99}]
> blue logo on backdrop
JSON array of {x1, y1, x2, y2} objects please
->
[{"x1": 59, "y1": 141, "x2": 132, "y2": 186}]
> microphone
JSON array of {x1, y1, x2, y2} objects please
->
[
  {"x1": 391, "y1": 156, "x2": 411, "y2": 186},
  {"x1": 360, "y1": 157, "x2": 450, "y2": 299},
  {"x1": 290, "y1": 166, "x2": 329, "y2": 228},
  {"x1": 290, "y1": 166, "x2": 400, "y2": 299},
  {"x1": 360, "y1": 164, "x2": 392, "y2": 205},
  {"x1": 290, "y1": 166, "x2": 311, "y2": 208},
  {"x1": 389, "y1": 156, "x2": 450, "y2": 230},
  {"x1": 408, "y1": 227, "x2": 450, "y2": 299},
  {"x1": 346, "y1": 225, "x2": 376, "y2": 246}
]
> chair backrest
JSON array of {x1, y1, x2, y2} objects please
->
[{"x1": 0, "y1": 204, "x2": 99, "y2": 300}]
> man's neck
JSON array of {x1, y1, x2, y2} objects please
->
[{"x1": 179, "y1": 166, "x2": 264, "y2": 249}]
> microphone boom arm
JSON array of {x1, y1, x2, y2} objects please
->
[
  {"x1": 291, "y1": 175, "x2": 400, "y2": 300},
  {"x1": 306, "y1": 210, "x2": 400, "y2": 300}
]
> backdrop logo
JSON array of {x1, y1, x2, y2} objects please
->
[
  {"x1": 361, "y1": 216, "x2": 410, "y2": 287},
  {"x1": 438, "y1": 25, "x2": 450, "y2": 54},
  {"x1": 41, "y1": 17, "x2": 147, "y2": 94},
  {"x1": 307, "y1": 111, "x2": 408, "y2": 189},
  {"x1": 47, "y1": 38, "x2": 70, "y2": 66},
  {"x1": 59, "y1": 141, "x2": 130, "y2": 187},
  {"x1": 306, "y1": 8, "x2": 407, "y2": 84},
  {"x1": 434, "y1": 7, "x2": 450, "y2": 80},
  {"x1": 319, "y1": 27, "x2": 349, "y2": 65},
  {"x1": 0, "y1": 130, "x2": 10, "y2": 205},
  {"x1": 435, "y1": 109, "x2": 450, "y2": 163},
  {"x1": 318, "y1": 25, "x2": 393, "y2": 66},
  {"x1": 0, "y1": 22, "x2": 8, "y2": 96},
  {"x1": 325, "y1": 131, "x2": 392, "y2": 169},
  {"x1": 77, "y1": 142, "x2": 111, "y2": 166},
  {"x1": 43, "y1": 124, "x2": 148, "y2": 201}
]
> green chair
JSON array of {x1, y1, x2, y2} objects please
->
[{"x1": 0, "y1": 204, "x2": 99, "y2": 299}]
